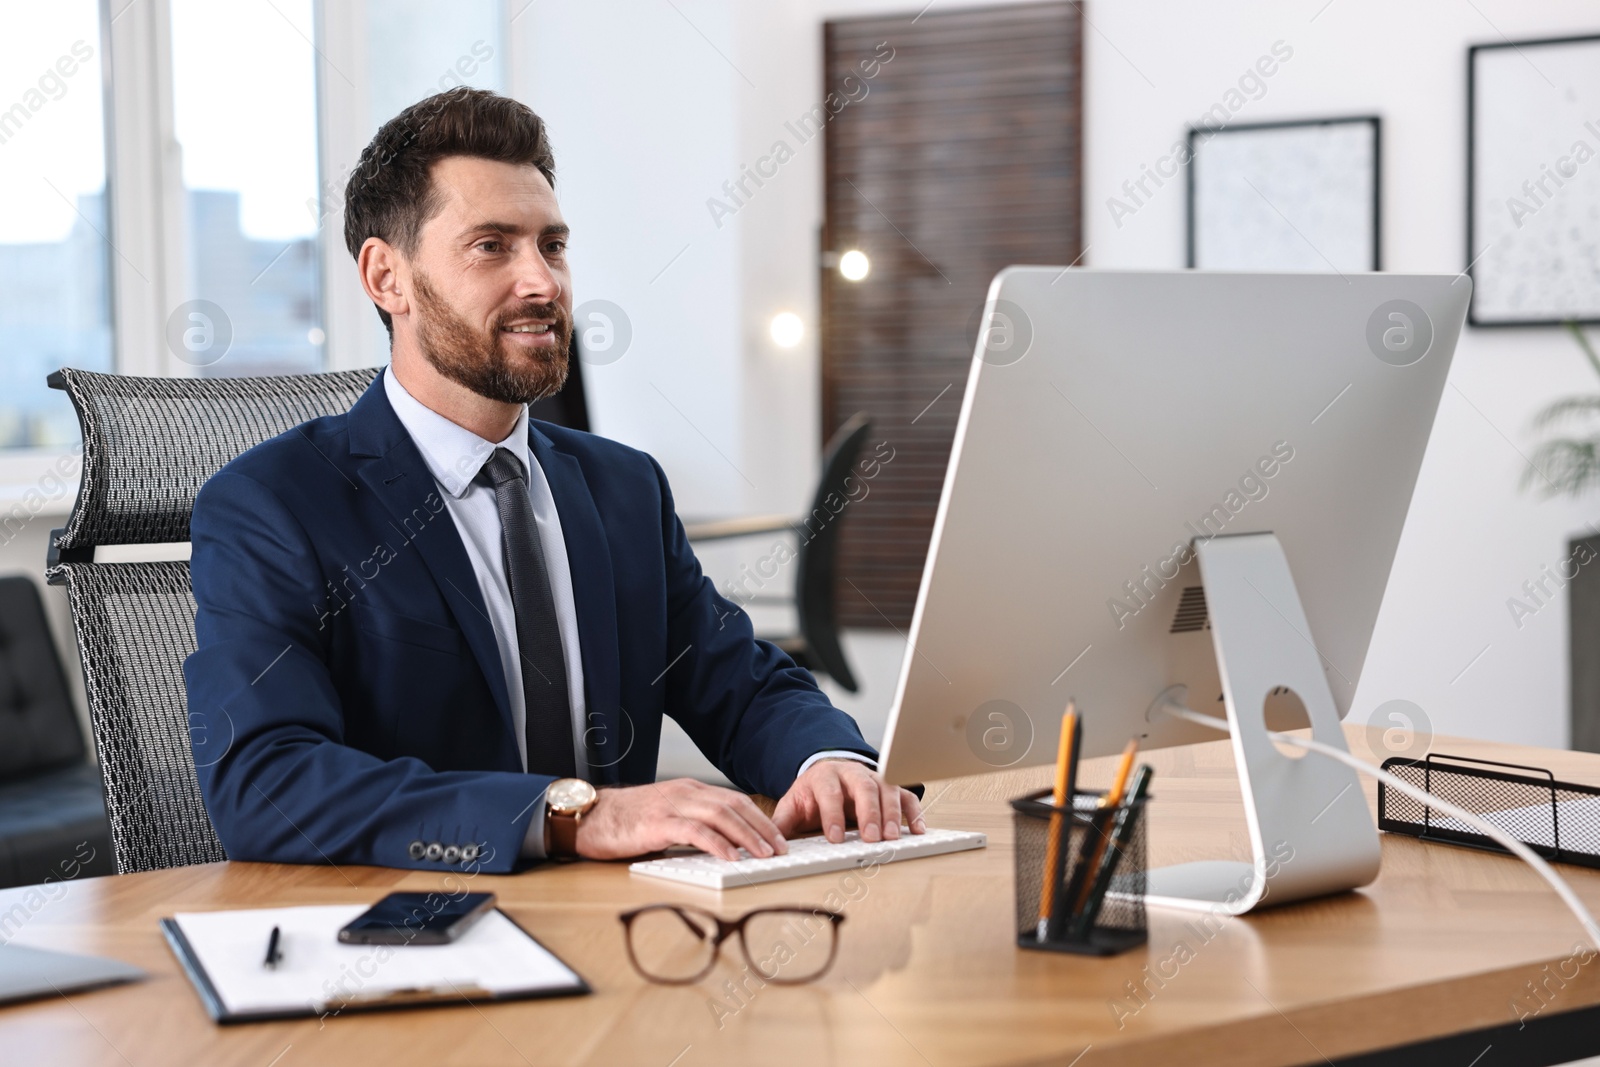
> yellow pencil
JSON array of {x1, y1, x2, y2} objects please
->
[
  {"x1": 1036, "y1": 704, "x2": 1078, "y2": 941},
  {"x1": 1103, "y1": 738, "x2": 1139, "y2": 807}
]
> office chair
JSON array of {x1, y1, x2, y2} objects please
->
[
  {"x1": 43, "y1": 367, "x2": 379, "y2": 874},
  {"x1": 685, "y1": 413, "x2": 872, "y2": 692},
  {"x1": 529, "y1": 335, "x2": 590, "y2": 431}
]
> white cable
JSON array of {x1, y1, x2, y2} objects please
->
[{"x1": 1163, "y1": 704, "x2": 1600, "y2": 947}]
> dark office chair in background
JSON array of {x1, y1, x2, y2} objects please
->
[
  {"x1": 685, "y1": 413, "x2": 873, "y2": 693},
  {"x1": 530, "y1": 336, "x2": 590, "y2": 431},
  {"x1": 0, "y1": 575, "x2": 115, "y2": 889},
  {"x1": 44, "y1": 367, "x2": 380, "y2": 873}
]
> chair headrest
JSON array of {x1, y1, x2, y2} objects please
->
[{"x1": 48, "y1": 367, "x2": 380, "y2": 551}]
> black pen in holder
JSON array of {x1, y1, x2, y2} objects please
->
[{"x1": 1012, "y1": 787, "x2": 1148, "y2": 956}]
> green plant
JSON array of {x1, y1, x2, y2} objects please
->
[{"x1": 1525, "y1": 323, "x2": 1600, "y2": 498}]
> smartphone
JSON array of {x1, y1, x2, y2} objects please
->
[{"x1": 337, "y1": 892, "x2": 497, "y2": 946}]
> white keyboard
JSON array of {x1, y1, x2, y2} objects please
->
[{"x1": 629, "y1": 827, "x2": 988, "y2": 890}]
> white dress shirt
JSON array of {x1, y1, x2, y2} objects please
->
[
  {"x1": 385, "y1": 369, "x2": 586, "y2": 858},
  {"x1": 384, "y1": 368, "x2": 872, "y2": 861}
]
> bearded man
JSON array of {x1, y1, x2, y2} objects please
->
[{"x1": 184, "y1": 88, "x2": 921, "y2": 872}]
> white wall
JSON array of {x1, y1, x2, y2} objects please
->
[
  {"x1": 513, "y1": 0, "x2": 1031, "y2": 519},
  {"x1": 7, "y1": 0, "x2": 1599, "y2": 756},
  {"x1": 517, "y1": 0, "x2": 1600, "y2": 751},
  {"x1": 1081, "y1": 0, "x2": 1600, "y2": 749},
  {"x1": 512, "y1": 0, "x2": 748, "y2": 518}
]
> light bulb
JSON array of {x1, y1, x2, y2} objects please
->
[
  {"x1": 839, "y1": 249, "x2": 870, "y2": 282},
  {"x1": 770, "y1": 312, "x2": 804, "y2": 348}
]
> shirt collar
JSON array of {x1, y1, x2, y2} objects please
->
[{"x1": 383, "y1": 366, "x2": 532, "y2": 499}]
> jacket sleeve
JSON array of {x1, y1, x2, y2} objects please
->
[
  {"x1": 184, "y1": 469, "x2": 546, "y2": 873},
  {"x1": 647, "y1": 456, "x2": 877, "y2": 798}
]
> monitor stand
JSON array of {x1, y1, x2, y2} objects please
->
[{"x1": 1142, "y1": 532, "x2": 1382, "y2": 915}]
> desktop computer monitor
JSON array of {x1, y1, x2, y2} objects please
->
[{"x1": 878, "y1": 268, "x2": 1470, "y2": 911}]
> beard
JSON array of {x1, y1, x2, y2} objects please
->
[{"x1": 410, "y1": 268, "x2": 573, "y2": 405}]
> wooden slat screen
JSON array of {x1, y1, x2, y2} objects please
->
[{"x1": 822, "y1": 2, "x2": 1083, "y2": 628}]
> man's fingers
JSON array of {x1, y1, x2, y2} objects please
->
[
  {"x1": 850, "y1": 773, "x2": 883, "y2": 842},
  {"x1": 770, "y1": 792, "x2": 798, "y2": 836},
  {"x1": 730, "y1": 792, "x2": 788, "y2": 855},
  {"x1": 815, "y1": 772, "x2": 848, "y2": 844},
  {"x1": 723, "y1": 792, "x2": 786, "y2": 857},
  {"x1": 653, "y1": 780, "x2": 777, "y2": 857},
  {"x1": 901, "y1": 787, "x2": 926, "y2": 834},
  {"x1": 691, "y1": 797, "x2": 778, "y2": 859},
  {"x1": 879, "y1": 780, "x2": 903, "y2": 840},
  {"x1": 675, "y1": 817, "x2": 740, "y2": 862}
]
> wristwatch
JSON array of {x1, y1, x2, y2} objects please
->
[{"x1": 544, "y1": 778, "x2": 599, "y2": 858}]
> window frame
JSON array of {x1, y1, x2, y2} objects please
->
[
  {"x1": 0, "y1": 1, "x2": 122, "y2": 490},
  {"x1": 6, "y1": 0, "x2": 521, "y2": 489},
  {"x1": 316, "y1": 0, "x2": 518, "y2": 372}
]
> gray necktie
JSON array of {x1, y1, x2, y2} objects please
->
[{"x1": 482, "y1": 448, "x2": 576, "y2": 778}]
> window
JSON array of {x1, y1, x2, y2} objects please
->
[
  {"x1": 0, "y1": 3, "x2": 111, "y2": 450},
  {"x1": 169, "y1": 0, "x2": 324, "y2": 375},
  {"x1": 344, "y1": 0, "x2": 507, "y2": 368},
  {"x1": 367, "y1": 0, "x2": 506, "y2": 131},
  {"x1": 0, "y1": 0, "x2": 515, "y2": 450}
]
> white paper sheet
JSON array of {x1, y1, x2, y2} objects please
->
[
  {"x1": 1421, "y1": 795, "x2": 1600, "y2": 852},
  {"x1": 170, "y1": 904, "x2": 583, "y2": 1017}
]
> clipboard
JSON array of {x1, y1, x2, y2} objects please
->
[{"x1": 161, "y1": 904, "x2": 590, "y2": 1023}]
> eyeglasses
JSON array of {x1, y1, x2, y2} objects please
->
[{"x1": 618, "y1": 904, "x2": 845, "y2": 985}]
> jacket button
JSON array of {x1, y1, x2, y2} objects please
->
[
  {"x1": 443, "y1": 845, "x2": 461, "y2": 863},
  {"x1": 424, "y1": 842, "x2": 444, "y2": 861},
  {"x1": 461, "y1": 843, "x2": 481, "y2": 862},
  {"x1": 408, "y1": 840, "x2": 426, "y2": 860}
]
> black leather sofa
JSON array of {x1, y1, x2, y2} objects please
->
[{"x1": 0, "y1": 576, "x2": 114, "y2": 890}]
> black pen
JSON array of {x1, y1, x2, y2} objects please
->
[
  {"x1": 1068, "y1": 764, "x2": 1154, "y2": 940},
  {"x1": 264, "y1": 925, "x2": 282, "y2": 969}
]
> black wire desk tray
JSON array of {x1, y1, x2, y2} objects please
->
[{"x1": 1379, "y1": 752, "x2": 1600, "y2": 869}]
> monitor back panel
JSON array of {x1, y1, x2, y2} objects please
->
[{"x1": 880, "y1": 268, "x2": 1469, "y2": 783}]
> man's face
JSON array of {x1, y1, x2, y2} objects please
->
[{"x1": 404, "y1": 155, "x2": 574, "y2": 405}]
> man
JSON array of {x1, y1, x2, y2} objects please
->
[{"x1": 184, "y1": 87, "x2": 922, "y2": 873}]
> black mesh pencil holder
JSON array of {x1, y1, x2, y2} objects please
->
[{"x1": 1012, "y1": 788, "x2": 1148, "y2": 956}]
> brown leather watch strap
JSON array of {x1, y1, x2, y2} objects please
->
[{"x1": 548, "y1": 811, "x2": 580, "y2": 858}]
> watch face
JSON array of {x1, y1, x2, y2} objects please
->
[{"x1": 547, "y1": 778, "x2": 596, "y2": 814}]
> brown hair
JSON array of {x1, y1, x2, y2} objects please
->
[{"x1": 342, "y1": 87, "x2": 557, "y2": 337}]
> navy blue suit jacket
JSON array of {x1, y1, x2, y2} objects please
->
[{"x1": 183, "y1": 375, "x2": 875, "y2": 873}]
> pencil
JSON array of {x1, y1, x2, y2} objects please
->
[
  {"x1": 1103, "y1": 739, "x2": 1139, "y2": 807},
  {"x1": 1062, "y1": 738, "x2": 1140, "y2": 926},
  {"x1": 1035, "y1": 704, "x2": 1079, "y2": 942}
]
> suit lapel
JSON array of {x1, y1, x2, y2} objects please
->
[
  {"x1": 529, "y1": 424, "x2": 624, "y2": 784},
  {"x1": 347, "y1": 379, "x2": 514, "y2": 734}
]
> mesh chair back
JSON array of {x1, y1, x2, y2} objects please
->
[{"x1": 45, "y1": 367, "x2": 379, "y2": 873}]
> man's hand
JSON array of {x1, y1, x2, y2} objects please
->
[
  {"x1": 772, "y1": 759, "x2": 925, "y2": 844},
  {"x1": 573, "y1": 778, "x2": 788, "y2": 862}
]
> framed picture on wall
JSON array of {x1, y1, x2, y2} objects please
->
[
  {"x1": 1187, "y1": 116, "x2": 1381, "y2": 273},
  {"x1": 1468, "y1": 33, "x2": 1600, "y2": 326}
]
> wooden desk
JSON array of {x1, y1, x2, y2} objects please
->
[{"x1": 4, "y1": 727, "x2": 1600, "y2": 1066}]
